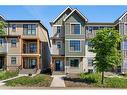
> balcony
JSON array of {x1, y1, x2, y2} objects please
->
[
  {"x1": 0, "y1": 44, "x2": 7, "y2": 54},
  {"x1": 22, "y1": 40, "x2": 37, "y2": 54},
  {"x1": 51, "y1": 45, "x2": 65, "y2": 55}
]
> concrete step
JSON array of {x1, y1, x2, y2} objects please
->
[
  {"x1": 19, "y1": 69, "x2": 37, "y2": 74},
  {"x1": 52, "y1": 71, "x2": 65, "y2": 75}
]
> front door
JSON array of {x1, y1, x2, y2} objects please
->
[
  {"x1": 0, "y1": 57, "x2": 4, "y2": 69},
  {"x1": 55, "y1": 60, "x2": 63, "y2": 71}
]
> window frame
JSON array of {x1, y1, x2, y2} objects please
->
[
  {"x1": 70, "y1": 23, "x2": 81, "y2": 35},
  {"x1": 23, "y1": 24, "x2": 36, "y2": 35},
  {"x1": 69, "y1": 40, "x2": 81, "y2": 52},
  {"x1": 0, "y1": 38, "x2": 3, "y2": 47},
  {"x1": 69, "y1": 58, "x2": 80, "y2": 68},
  {"x1": 56, "y1": 41, "x2": 62, "y2": 49},
  {"x1": 11, "y1": 57, "x2": 16, "y2": 64},
  {"x1": 11, "y1": 38, "x2": 17, "y2": 47},
  {"x1": 57, "y1": 26, "x2": 61, "y2": 33},
  {"x1": 12, "y1": 24, "x2": 16, "y2": 32}
]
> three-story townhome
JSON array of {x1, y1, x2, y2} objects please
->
[
  {"x1": 50, "y1": 7, "x2": 127, "y2": 74},
  {"x1": 0, "y1": 16, "x2": 51, "y2": 74}
]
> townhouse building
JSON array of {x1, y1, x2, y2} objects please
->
[
  {"x1": 50, "y1": 7, "x2": 127, "y2": 74},
  {"x1": 0, "y1": 16, "x2": 50, "y2": 73}
]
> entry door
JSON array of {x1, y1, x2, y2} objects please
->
[
  {"x1": 0, "y1": 57, "x2": 4, "y2": 69},
  {"x1": 55, "y1": 60, "x2": 61, "y2": 71}
]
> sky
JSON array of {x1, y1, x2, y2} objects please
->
[{"x1": 0, "y1": 5, "x2": 127, "y2": 36}]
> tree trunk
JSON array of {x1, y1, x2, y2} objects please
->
[{"x1": 101, "y1": 71, "x2": 104, "y2": 84}]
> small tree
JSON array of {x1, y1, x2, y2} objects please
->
[
  {"x1": 0, "y1": 21, "x2": 6, "y2": 35},
  {"x1": 91, "y1": 28, "x2": 122, "y2": 84}
]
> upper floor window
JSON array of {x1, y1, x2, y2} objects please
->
[
  {"x1": 124, "y1": 23, "x2": 127, "y2": 35},
  {"x1": 124, "y1": 41, "x2": 127, "y2": 50},
  {"x1": 57, "y1": 26, "x2": 61, "y2": 33},
  {"x1": 56, "y1": 41, "x2": 62, "y2": 49},
  {"x1": 11, "y1": 57, "x2": 16, "y2": 64},
  {"x1": 71, "y1": 24, "x2": 80, "y2": 34},
  {"x1": 11, "y1": 38, "x2": 17, "y2": 47},
  {"x1": 29, "y1": 43, "x2": 37, "y2": 53},
  {"x1": 0, "y1": 38, "x2": 3, "y2": 46},
  {"x1": 70, "y1": 40, "x2": 80, "y2": 52},
  {"x1": 12, "y1": 24, "x2": 16, "y2": 32},
  {"x1": 88, "y1": 42, "x2": 93, "y2": 51},
  {"x1": 88, "y1": 59, "x2": 93, "y2": 66},
  {"x1": 23, "y1": 24, "x2": 36, "y2": 35}
]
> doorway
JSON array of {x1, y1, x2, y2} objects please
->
[
  {"x1": 55, "y1": 60, "x2": 63, "y2": 71},
  {"x1": 0, "y1": 57, "x2": 4, "y2": 69}
]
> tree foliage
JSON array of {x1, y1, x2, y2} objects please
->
[
  {"x1": 91, "y1": 28, "x2": 122, "y2": 84},
  {"x1": 0, "y1": 21, "x2": 7, "y2": 35}
]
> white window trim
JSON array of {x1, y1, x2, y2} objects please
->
[
  {"x1": 123, "y1": 41, "x2": 127, "y2": 50},
  {"x1": 0, "y1": 38, "x2": 3, "y2": 47},
  {"x1": 70, "y1": 22, "x2": 81, "y2": 35},
  {"x1": 56, "y1": 40, "x2": 62, "y2": 49},
  {"x1": 69, "y1": 58, "x2": 80, "y2": 68},
  {"x1": 124, "y1": 22, "x2": 127, "y2": 35},
  {"x1": 69, "y1": 39, "x2": 81, "y2": 52}
]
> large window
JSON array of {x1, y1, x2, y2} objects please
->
[
  {"x1": 124, "y1": 41, "x2": 127, "y2": 50},
  {"x1": 29, "y1": 43, "x2": 37, "y2": 53},
  {"x1": 11, "y1": 38, "x2": 17, "y2": 47},
  {"x1": 70, "y1": 40, "x2": 80, "y2": 52},
  {"x1": 0, "y1": 38, "x2": 3, "y2": 46},
  {"x1": 57, "y1": 26, "x2": 61, "y2": 33},
  {"x1": 71, "y1": 24, "x2": 80, "y2": 34},
  {"x1": 70, "y1": 59, "x2": 79, "y2": 67},
  {"x1": 23, "y1": 24, "x2": 36, "y2": 35},
  {"x1": 11, "y1": 57, "x2": 16, "y2": 64}
]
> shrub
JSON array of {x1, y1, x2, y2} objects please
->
[{"x1": 0, "y1": 71, "x2": 18, "y2": 80}]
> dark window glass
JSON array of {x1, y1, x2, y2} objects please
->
[
  {"x1": 11, "y1": 38, "x2": 17, "y2": 47},
  {"x1": 11, "y1": 57, "x2": 16, "y2": 64},
  {"x1": 12, "y1": 24, "x2": 16, "y2": 31},
  {"x1": 23, "y1": 24, "x2": 36, "y2": 35},
  {"x1": 57, "y1": 26, "x2": 61, "y2": 33},
  {"x1": 71, "y1": 24, "x2": 80, "y2": 34},
  {"x1": 70, "y1": 59, "x2": 79, "y2": 67},
  {"x1": 70, "y1": 40, "x2": 80, "y2": 51}
]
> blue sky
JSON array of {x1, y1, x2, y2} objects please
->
[{"x1": 0, "y1": 5, "x2": 127, "y2": 36}]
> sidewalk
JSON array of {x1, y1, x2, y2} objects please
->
[{"x1": 50, "y1": 75, "x2": 66, "y2": 87}]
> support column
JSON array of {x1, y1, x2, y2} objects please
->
[{"x1": 37, "y1": 56, "x2": 39, "y2": 69}]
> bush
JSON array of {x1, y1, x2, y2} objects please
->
[
  {"x1": 80, "y1": 73, "x2": 101, "y2": 83},
  {"x1": 0, "y1": 71, "x2": 18, "y2": 80}
]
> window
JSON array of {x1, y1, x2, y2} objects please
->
[
  {"x1": 124, "y1": 24, "x2": 127, "y2": 35},
  {"x1": 11, "y1": 57, "x2": 16, "y2": 64},
  {"x1": 70, "y1": 59, "x2": 79, "y2": 67},
  {"x1": 88, "y1": 42, "x2": 93, "y2": 51},
  {"x1": 56, "y1": 41, "x2": 61, "y2": 49},
  {"x1": 93, "y1": 26, "x2": 99, "y2": 30},
  {"x1": 23, "y1": 24, "x2": 36, "y2": 35},
  {"x1": 12, "y1": 24, "x2": 16, "y2": 32},
  {"x1": 0, "y1": 38, "x2": 3, "y2": 46},
  {"x1": 124, "y1": 41, "x2": 127, "y2": 50},
  {"x1": 29, "y1": 43, "x2": 37, "y2": 53},
  {"x1": 57, "y1": 26, "x2": 61, "y2": 33},
  {"x1": 11, "y1": 38, "x2": 17, "y2": 47},
  {"x1": 88, "y1": 26, "x2": 92, "y2": 33},
  {"x1": 88, "y1": 69, "x2": 93, "y2": 73},
  {"x1": 70, "y1": 40, "x2": 80, "y2": 52},
  {"x1": 88, "y1": 59, "x2": 93, "y2": 66},
  {"x1": 71, "y1": 24, "x2": 80, "y2": 34}
]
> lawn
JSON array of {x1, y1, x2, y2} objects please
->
[
  {"x1": 0, "y1": 71, "x2": 18, "y2": 80},
  {"x1": 64, "y1": 73, "x2": 127, "y2": 88},
  {"x1": 5, "y1": 74, "x2": 53, "y2": 87}
]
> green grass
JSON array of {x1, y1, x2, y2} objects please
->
[
  {"x1": 80, "y1": 73, "x2": 127, "y2": 88},
  {"x1": 5, "y1": 74, "x2": 53, "y2": 87},
  {"x1": 0, "y1": 71, "x2": 18, "y2": 80}
]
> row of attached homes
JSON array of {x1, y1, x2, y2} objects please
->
[{"x1": 0, "y1": 7, "x2": 127, "y2": 74}]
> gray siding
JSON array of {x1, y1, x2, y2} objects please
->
[{"x1": 65, "y1": 40, "x2": 85, "y2": 56}]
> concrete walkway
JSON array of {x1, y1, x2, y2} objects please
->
[{"x1": 50, "y1": 75, "x2": 66, "y2": 87}]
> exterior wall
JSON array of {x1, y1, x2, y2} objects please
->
[{"x1": 7, "y1": 55, "x2": 21, "y2": 70}]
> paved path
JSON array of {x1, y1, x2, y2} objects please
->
[{"x1": 50, "y1": 75, "x2": 66, "y2": 87}]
